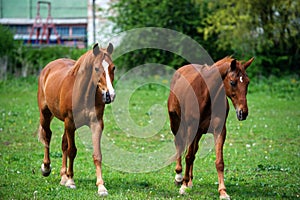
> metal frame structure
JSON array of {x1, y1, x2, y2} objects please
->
[{"x1": 28, "y1": 1, "x2": 61, "y2": 44}]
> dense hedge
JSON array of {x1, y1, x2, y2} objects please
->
[{"x1": 11, "y1": 45, "x2": 86, "y2": 77}]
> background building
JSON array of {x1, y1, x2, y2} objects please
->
[{"x1": 0, "y1": 0, "x2": 113, "y2": 48}]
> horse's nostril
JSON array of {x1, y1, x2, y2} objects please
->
[
  {"x1": 236, "y1": 109, "x2": 243, "y2": 121},
  {"x1": 105, "y1": 91, "x2": 111, "y2": 104},
  {"x1": 236, "y1": 109, "x2": 248, "y2": 121},
  {"x1": 239, "y1": 110, "x2": 243, "y2": 117}
]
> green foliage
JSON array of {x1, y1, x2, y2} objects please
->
[
  {"x1": 109, "y1": 0, "x2": 203, "y2": 70},
  {"x1": 10, "y1": 45, "x2": 86, "y2": 76},
  {"x1": 0, "y1": 25, "x2": 14, "y2": 55},
  {"x1": 197, "y1": 0, "x2": 300, "y2": 76},
  {"x1": 109, "y1": 0, "x2": 299, "y2": 77},
  {"x1": 249, "y1": 75, "x2": 300, "y2": 100}
]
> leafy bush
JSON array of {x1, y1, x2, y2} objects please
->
[
  {"x1": 10, "y1": 45, "x2": 86, "y2": 77},
  {"x1": 0, "y1": 25, "x2": 15, "y2": 79},
  {"x1": 109, "y1": 0, "x2": 204, "y2": 71},
  {"x1": 249, "y1": 75, "x2": 300, "y2": 100},
  {"x1": 109, "y1": 0, "x2": 300, "y2": 77}
]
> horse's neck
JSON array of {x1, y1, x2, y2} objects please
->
[
  {"x1": 72, "y1": 63, "x2": 97, "y2": 108},
  {"x1": 201, "y1": 65, "x2": 227, "y2": 105},
  {"x1": 202, "y1": 65, "x2": 228, "y2": 121},
  {"x1": 201, "y1": 65, "x2": 224, "y2": 90}
]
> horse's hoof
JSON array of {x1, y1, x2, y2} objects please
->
[
  {"x1": 60, "y1": 175, "x2": 68, "y2": 186},
  {"x1": 41, "y1": 164, "x2": 51, "y2": 177},
  {"x1": 179, "y1": 185, "x2": 187, "y2": 195},
  {"x1": 220, "y1": 194, "x2": 230, "y2": 200},
  {"x1": 174, "y1": 180, "x2": 182, "y2": 186},
  {"x1": 98, "y1": 185, "x2": 108, "y2": 196},
  {"x1": 98, "y1": 190, "x2": 108, "y2": 197},
  {"x1": 65, "y1": 179, "x2": 76, "y2": 189},
  {"x1": 67, "y1": 184, "x2": 76, "y2": 189},
  {"x1": 174, "y1": 173, "x2": 183, "y2": 186},
  {"x1": 179, "y1": 184, "x2": 192, "y2": 195}
]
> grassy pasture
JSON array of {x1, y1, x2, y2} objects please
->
[{"x1": 0, "y1": 76, "x2": 299, "y2": 199}]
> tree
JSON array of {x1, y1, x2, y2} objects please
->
[
  {"x1": 109, "y1": 0, "x2": 205, "y2": 70},
  {"x1": 109, "y1": 0, "x2": 299, "y2": 76},
  {"x1": 0, "y1": 25, "x2": 14, "y2": 79},
  {"x1": 197, "y1": 0, "x2": 300, "y2": 76}
]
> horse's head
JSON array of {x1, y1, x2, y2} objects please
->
[
  {"x1": 92, "y1": 43, "x2": 116, "y2": 104},
  {"x1": 222, "y1": 57, "x2": 254, "y2": 121}
]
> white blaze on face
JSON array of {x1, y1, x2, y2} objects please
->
[
  {"x1": 240, "y1": 76, "x2": 243, "y2": 83},
  {"x1": 102, "y1": 60, "x2": 115, "y2": 100}
]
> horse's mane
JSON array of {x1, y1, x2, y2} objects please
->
[
  {"x1": 70, "y1": 49, "x2": 104, "y2": 76},
  {"x1": 69, "y1": 50, "x2": 90, "y2": 75},
  {"x1": 213, "y1": 56, "x2": 234, "y2": 68}
]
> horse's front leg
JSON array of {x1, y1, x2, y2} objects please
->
[
  {"x1": 90, "y1": 120, "x2": 108, "y2": 196},
  {"x1": 60, "y1": 132, "x2": 68, "y2": 186},
  {"x1": 214, "y1": 126, "x2": 230, "y2": 200},
  {"x1": 63, "y1": 119, "x2": 77, "y2": 189}
]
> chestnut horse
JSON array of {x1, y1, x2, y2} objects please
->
[
  {"x1": 37, "y1": 43, "x2": 115, "y2": 196},
  {"x1": 168, "y1": 57, "x2": 254, "y2": 199}
]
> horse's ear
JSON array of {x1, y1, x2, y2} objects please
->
[
  {"x1": 230, "y1": 59, "x2": 237, "y2": 71},
  {"x1": 244, "y1": 57, "x2": 254, "y2": 70},
  {"x1": 93, "y1": 43, "x2": 100, "y2": 56},
  {"x1": 107, "y1": 43, "x2": 114, "y2": 55}
]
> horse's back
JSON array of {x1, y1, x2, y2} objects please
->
[
  {"x1": 168, "y1": 64, "x2": 209, "y2": 110},
  {"x1": 39, "y1": 58, "x2": 75, "y2": 82}
]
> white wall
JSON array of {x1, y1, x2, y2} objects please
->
[{"x1": 87, "y1": 0, "x2": 115, "y2": 47}]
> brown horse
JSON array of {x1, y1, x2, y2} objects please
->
[
  {"x1": 168, "y1": 57, "x2": 254, "y2": 199},
  {"x1": 37, "y1": 43, "x2": 115, "y2": 196}
]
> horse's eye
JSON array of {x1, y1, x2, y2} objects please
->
[
  {"x1": 230, "y1": 80, "x2": 237, "y2": 87},
  {"x1": 112, "y1": 66, "x2": 116, "y2": 71},
  {"x1": 95, "y1": 67, "x2": 100, "y2": 72}
]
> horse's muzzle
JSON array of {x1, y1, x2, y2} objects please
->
[
  {"x1": 105, "y1": 91, "x2": 112, "y2": 104},
  {"x1": 236, "y1": 109, "x2": 248, "y2": 121},
  {"x1": 103, "y1": 91, "x2": 115, "y2": 104}
]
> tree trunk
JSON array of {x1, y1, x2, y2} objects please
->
[{"x1": 0, "y1": 56, "x2": 8, "y2": 80}]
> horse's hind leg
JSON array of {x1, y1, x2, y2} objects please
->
[
  {"x1": 180, "y1": 132, "x2": 202, "y2": 193},
  {"x1": 169, "y1": 110, "x2": 184, "y2": 185},
  {"x1": 39, "y1": 108, "x2": 53, "y2": 177},
  {"x1": 174, "y1": 136, "x2": 184, "y2": 186}
]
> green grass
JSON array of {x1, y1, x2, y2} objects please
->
[{"x1": 0, "y1": 76, "x2": 299, "y2": 199}]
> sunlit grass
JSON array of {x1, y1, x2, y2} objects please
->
[{"x1": 0, "y1": 76, "x2": 299, "y2": 199}]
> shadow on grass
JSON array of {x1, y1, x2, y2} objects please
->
[{"x1": 31, "y1": 170, "x2": 298, "y2": 200}]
